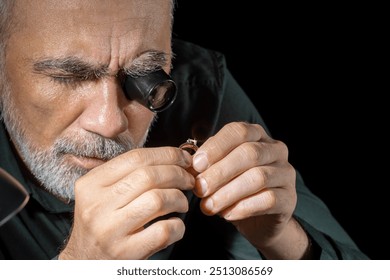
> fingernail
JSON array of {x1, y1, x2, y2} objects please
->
[
  {"x1": 196, "y1": 177, "x2": 208, "y2": 196},
  {"x1": 193, "y1": 153, "x2": 209, "y2": 172},
  {"x1": 204, "y1": 198, "x2": 213, "y2": 211}
]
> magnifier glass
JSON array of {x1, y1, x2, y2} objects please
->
[
  {"x1": 0, "y1": 168, "x2": 29, "y2": 227},
  {"x1": 123, "y1": 69, "x2": 177, "y2": 112}
]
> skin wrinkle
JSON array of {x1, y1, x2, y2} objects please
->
[
  {"x1": 32, "y1": 51, "x2": 169, "y2": 81},
  {"x1": 31, "y1": 52, "x2": 170, "y2": 127},
  {"x1": 0, "y1": 0, "x2": 338, "y2": 261},
  {"x1": 0, "y1": 0, "x2": 172, "y2": 202}
]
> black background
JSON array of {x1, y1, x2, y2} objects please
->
[{"x1": 172, "y1": 1, "x2": 388, "y2": 259}]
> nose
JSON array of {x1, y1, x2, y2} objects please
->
[{"x1": 78, "y1": 78, "x2": 128, "y2": 138}]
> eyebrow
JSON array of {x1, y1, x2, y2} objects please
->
[
  {"x1": 32, "y1": 51, "x2": 170, "y2": 79},
  {"x1": 125, "y1": 51, "x2": 170, "y2": 77}
]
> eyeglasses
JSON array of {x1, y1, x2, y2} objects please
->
[
  {"x1": 0, "y1": 168, "x2": 29, "y2": 227},
  {"x1": 123, "y1": 70, "x2": 177, "y2": 113}
]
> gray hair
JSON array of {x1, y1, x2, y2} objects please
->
[
  {"x1": 0, "y1": 0, "x2": 176, "y2": 80},
  {"x1": 0, "y1": 0, "x2": 14, "y2": 65}
]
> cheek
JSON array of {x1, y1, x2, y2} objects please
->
[
  {"x1": 124, "y1": 104, "x2": 155, "y2": 140},
  {"x1": 5, "y1": 67, "x2": 85, "y2": 145},
  {"x1": 4, "y1": 36, "x2": 94, "y2": 148}
]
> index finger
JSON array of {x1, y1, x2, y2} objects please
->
[
  {"x1": 192, "y1": 122, "x2": 269, "y2": 173},
  {"x1": 79, "y1": 147, "x2": 192, "y2": 187}
]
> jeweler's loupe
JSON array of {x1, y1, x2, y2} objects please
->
[{"x1": 123, "y1": 70, "x2": 177, "y2": 112}]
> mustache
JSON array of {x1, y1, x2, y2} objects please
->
[{"x1": 54, "y1": 132, "x2": 135, "y2": 160}]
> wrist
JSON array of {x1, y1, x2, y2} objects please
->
[{"x1": 258, "y1": 217, "x2": 311, "y2": 260}]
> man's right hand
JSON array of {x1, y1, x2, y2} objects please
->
[{"x1": 58, "y1": 147, "x2": 194, "y2": 259}]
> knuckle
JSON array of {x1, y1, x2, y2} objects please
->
[
  {"x1": 207, "y1": 166, "x2": 226, "y2": 181},
  {"x1": 249, "y1": 167, "x2": 267, "y2": 187},
  {"x1": 253, "y1": 123, "x2": 265, "y2": 132},
  {"x1": 263, "y1": 190, "x2": 277, "y2": 209},
  {"x1": 153, "y1": 223, "x2": 172, "y2": 249},
  {"x1": 163, "y1": 147, "x2": 182, "y2": 162},
  {"x1": 168, "y1": 189, "x2": 188, "y2": 212},
  {"x1": 287, "y1": 164, "x2": 296, "y2": 179},
  {"x1": 274, "y1": 140, "x2": 289, "y2": 159},
  {"x1": 124, "y1": 202, "x2": 145, "y2": 221},
  {"x1": 151, "y1": 146, "x2": 183, "y2": 164},
  {"x1": 141, "y1": 224, "x2": 172, "y2": 255},
  {"x1": 228, "y1": 122, "x2": 251, "y2": 140},
  {"x1": 112, "y1": 179, "x2": 136, "y2": 195},
  {"x1": 239, "y1": 142, "x2": 263, "y2": 163},
  {"x1": 146, "y1": 190, "x2": 165, "y2": 211},
  {"x1": 132, "y1": 167, "x2": 155, "y2": 188},
  {"x1": 249, "y1": 190, "x2": 276, "y2": 212},
  {"x1": 127, "y1": 149, "x2": 145, "y2": 166},
  {"x1": 286, "y1": 164, "x2": 297, "y2": 189}
]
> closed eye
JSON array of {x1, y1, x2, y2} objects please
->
[
  {"x1": 49, "y1": 74, "x2": 96, "y2": 88},
  {"x1": 33, "y1": 56, "x2": 107, "y2": 88}
]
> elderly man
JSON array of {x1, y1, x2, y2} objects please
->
[{"x1": 0, "y1": 0, "x2": 368, "y2": 259}]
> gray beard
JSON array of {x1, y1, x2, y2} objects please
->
[
  {"x1": 14, "y1": 132, "x2": 138, "y2": 202},
  {"x1": 0, "y1": 77, "x2": 150, "y2": 202}
]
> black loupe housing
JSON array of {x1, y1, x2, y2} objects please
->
[{"x1": 123, "y1": 70, "x2": 177, "y2": 112}]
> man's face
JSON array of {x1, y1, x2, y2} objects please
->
[{"x1": 1, "y1": 0, "x2": 173, "y2": 201}]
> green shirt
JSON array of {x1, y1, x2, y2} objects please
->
[{"x1": 0, "y1": 39, "x2": 369, "y2": 260}]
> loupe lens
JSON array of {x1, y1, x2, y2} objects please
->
[
  {"x1": 147, "y1": 80, "x2": 176, "y2": 111},
  {"x1": 123, "y1": 70, "x2": 177, "y2": 112}
]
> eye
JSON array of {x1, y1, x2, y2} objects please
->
[
  {"x1": 49, "y1": 75, "x2": 89, "y2": 88},
  {"x1": 51, "y1": 75, "x2": 78, "y2": 83}
]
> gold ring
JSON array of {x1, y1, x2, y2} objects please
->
[{"x1": 179, "y1": 138, "x2": 198, "y2": 155}]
